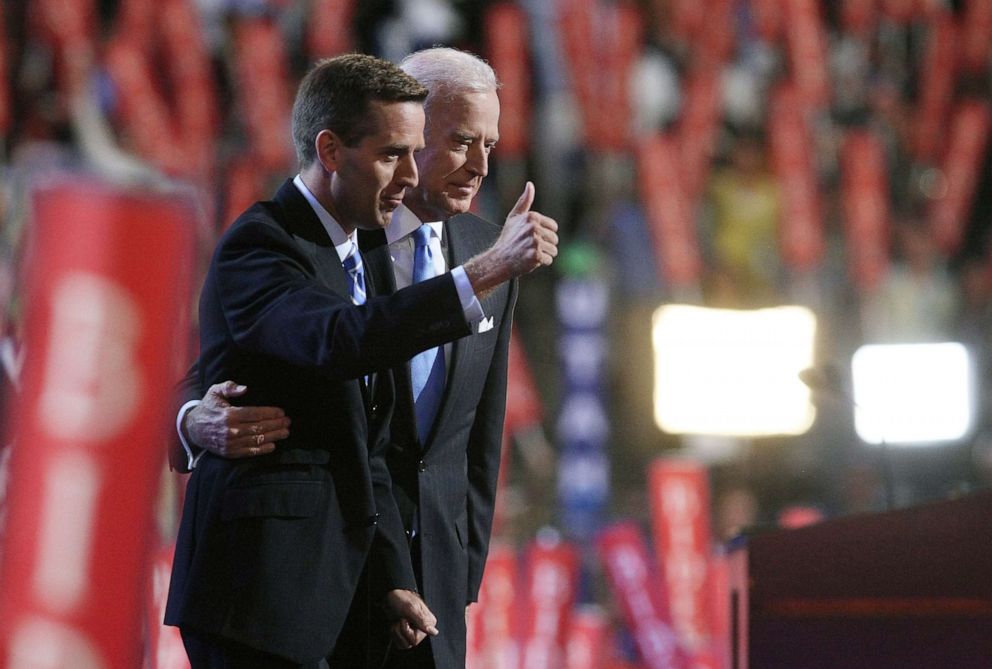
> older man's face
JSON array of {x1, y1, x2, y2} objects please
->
[{"x1": 404, "y1": 88, "x2": 500, "y2": 221}]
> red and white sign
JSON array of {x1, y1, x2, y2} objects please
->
[
  {"x1": 958, "y1": 0, "x2": 992, "y2": 73},
  {"x1": 0, "y1": 179, "x2": 194, "y2": 668},
  {"x1": 567, "y1": 605, "x2": 609, "y2": 669},
  {"x1": 783, "y1": 0, "x2": 830, "y2": 112},
  {"x1": 648, "y1": 460, "x2": 713, "y2": 655},
  {"x1": 0, "y1": 2, "x2": 9, "y2": 136},
  {"x1": 146, "y1": 545, "x2": 190, "y2": 669},
  {"x1": 487, "y1": 3, "x2": 531, "y2": 159},
  {"x1": 769, "y1": 85, "x2": 824, "y2": 271},
  {"x1": 520, "y1": 540, "x2": 580, "y2": 669},
  {"x1": 841, "y1": 0, "x2": 878, "y2": 34},
  {"x1": 930, "y1": 101, "x2": 992, "y2": 255},
  {"x1": 637, "y1": 133, "x2": 702, "y2": 288},
  {"x1": 912, "y1": 11, "x2": 956, "y2": 163},
  {"x1": 307, "y1": 0, "x2": 354, "y2": 58},
  {"x1": 679, "y1": 67, "x2": 723, "y2": 203},
  {"x1": 233, "y1": 18, "x2": 295, "y2": 171},
  {"x1": 598, "y1": 523, "x2": 689, "y2": 669},
  {"x1": 750, "y1": 0, "x2": 783, "y2": 43},
  {"x1": 840, "y1": 130, "x2": 890, "y2": 290},
  {"x1": 472, "y1": 544, "x2": 520, "y2": 669}
]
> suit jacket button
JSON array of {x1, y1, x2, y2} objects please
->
[{"x1": 418, "y1": 460, "x2": 427, "y2": 473}]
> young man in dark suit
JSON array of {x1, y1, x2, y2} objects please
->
[{"x1": 165, "y1": 54, "x2": 557, "y2": 668}]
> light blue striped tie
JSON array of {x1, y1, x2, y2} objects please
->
[
  {"x1": 342, "y1": 243, "x2": 366, "y2": 306},
  {"x1": 410, "y1": 225, "x2": 445, "y2": 443}
]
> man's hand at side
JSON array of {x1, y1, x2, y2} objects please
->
[
  {"x1": 183, "y1": 381, "x2": 290, "y2": 458},
  {"x1": 385, "y1": 589, "x2": 439, "y2": 650}
]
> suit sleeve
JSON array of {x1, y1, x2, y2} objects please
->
[
  {"x1": 211, "y1": 219, "x2": 471, "y2": 380},
  {"x1": 167, "y1": 361, "x2": 201, "y2": 473},
  {"x1": 465, "y1": 279, "x2": 518, "y2": 603}
]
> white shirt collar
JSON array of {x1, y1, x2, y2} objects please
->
[
  {"x1": 293, "y1": 175, "x2": 354, "y2": 262},
  {"x1": 388, "y1": 204, "x2": 443, "y2": 244}
]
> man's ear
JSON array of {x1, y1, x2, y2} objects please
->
[{"x1": 315, "y1": 129, "x2": 341, "y2": 172}]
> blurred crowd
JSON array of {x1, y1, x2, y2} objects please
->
[{"x1": 1, "y1": 0, "x2": 991, "y2": 548}]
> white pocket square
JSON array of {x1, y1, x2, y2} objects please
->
[{"x1": 478, "y1": 316, "x2": 494, "y2": 333}]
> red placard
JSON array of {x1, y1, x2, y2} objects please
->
[
  {"x1": 559, "y1": 0, "x2": 598, "y2": 147},
  {"x1": 840, "y1": 130, "x2": 890, "y2": 290},
  {"x1": 233, "y1": 18, "x2": 295, "y2": 171},
  {"x1": 648, "y1": 460, "x2": 714, "y2": 654},
  {"x1": 567, "y1": 605, "x2": 609, "y2": 669},
  {"x1": 520, "y1": 539, "x2": 580, "y2": 669},
  {"x1": 486, "y1": 3, "x2": 531, "y2": 158},
  {"x1": 880, "y1": 0, "x2": 920, "y2": 22},
  {"x1": 750, "y1": 0, "x2": 783, "y2": 43},
  {"x1": 912, "y1": 11, "x2": 956, "y2": 163},
  {"x1": 307, "y1": 0, "x2": 355, "y2": 58},
  {"x1": 0, "y1": 2, "x2": 8, "y2": 136},
  {"x1": 0, "y1": 178, "x2": 194, "y2": 668},
  {"x1": 930, "y1": 101, "x2": 992, "y2": 255},
  {"x1": 595, "y1": 3, "x2": 642, "y2": 153},
  {"x1": 598, "y1": 523, "x2": 689, "y2": 669},
  {"x1": 769, "y1": 85, "x2": 824, "y2": 271},
  {"x1": 146, "y1": 545, "x2": 191, "y2": 669},
  {"x1": 669, "y1": 0, "x2": 706, "y2": 44},
  {"x1": 783, "y1": 0, "x2": 830, "y2": 112},
  {"x1": 959, "y1": 0, "x2": 992, "y2": 73},
  {"x1": 35, "y1": 0, "x2": 96, "y2": 96},
  {"x1": 473, "y1": 544, "x2": 520, "y2": 669},
  {"x1": 637, "y1": 133, "x2": 702, "y2": 287},
  {"x1": 841, "y1": 0, "x2": 878, "y2": 34},
  {"x1": 504, "y1": 328, "x2": 543, "y2": 433}
]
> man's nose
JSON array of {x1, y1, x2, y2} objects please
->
[
  {"x1": 396, "y1": 153, "x2": 419, "y2": 187},
  {"x1": 466, "y1": 144, "x2": 489, "y2": 178}
]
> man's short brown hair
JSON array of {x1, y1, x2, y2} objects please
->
[{"x1": 292, "y1": 54, "x2": 429, "y2": 167}]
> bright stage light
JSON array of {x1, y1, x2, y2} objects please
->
[
  {"x1": 851, "y1": 343, "x2": 973, "y2": 445},
  {"x1": 652, "y1": 304, "x2": 817, "y2": 437}
]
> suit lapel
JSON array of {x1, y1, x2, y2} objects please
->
[{"x1": 274, "y1": 180, "x2": 373, "y2": 401}]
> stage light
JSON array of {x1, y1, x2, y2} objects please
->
[
  {"x1": 851, "y1": 343, "x2": 973, "y2": 445},
  {"x1": 652, "y1": 304, "x2": 817, "y2": 437}
]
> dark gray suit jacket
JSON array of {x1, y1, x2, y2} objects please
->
[{"x1": 360, "y1": 213, "x2": 517, "y2": 669}]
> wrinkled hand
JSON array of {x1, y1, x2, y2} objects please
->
[
  {"x1": 463, "y1": 182, "x2": 558, "y2": 296},
  {"x1": 183, "y1": 381, "x2": 290, "y2": 458},
  {"x1": 385, "y1": 589, "x2": 438, "y2": 650},
  {"x1": 498, "y1": 181, "x2": 559, "y2": 272}
]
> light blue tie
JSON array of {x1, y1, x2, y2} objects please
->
[
  {"x1": 410, "y1": 224, "x2": 445, "y2": 444},
  {"x1": 342, "y1": 243, "x2": 366, "y2": 305}
]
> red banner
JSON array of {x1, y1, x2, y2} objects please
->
[
  {"x1": 959, "y1": 0, "x2": 992, "y2": 73},
  {"x1": 840, "y1": 130, "x2": 890, "y2": 290},
  {"x1": 146, "y1": 545, "x2": 190, "y2": 669},
  {"x1": 637, "y1": 133, "x2": 702, "y2": 287},
  {"x1": 596, "y1": 3, "x2": 642, "y2": 153},
  {"x1": 234, "y1": 18, "x2": 295, "y2": 171},
  {"x1": 841, "y1": 0, "x2": 877, "y2": 34},
  {"x1": 0, "y1": 179, "x2": 194, "y2": 668},
  {"x1": 769, "y1": 85, "x2": 824, "y2": 271},
  {"x1": 472, "y1": 544, "x2": 520, "y2": 669},
  {"x1": 880, "y1": 0, "x2": 920, "y2": 22},
  {"x1": 598, "y1": 523, "x2": 689, "y2": 669},
  {"x1": 783, "y1": 0, "x2": 830, "y2": 111},
  {"x1": 559, "y1": 0, "x2": 598, "y2": 147},
  {"x1": 35, "y1": 0, "x2": 96, "y2": 96},
  {"x1": 0, "y1": 2, "x2": 8, "y2": 137},
  {"x1": 669, "y1": 0, "x2": 706, "y2": 44},
  {"x1": 750, "y1": 0, "x2": 783, "y2": 43},
  {"x1": 504, "y1": 328, "x2": 543, "y2": 433},
  {"x1": 567, "y1": 605, "x2": 609, "y2": 669},
  {"x1": 648, "y1": 460, "x2": 713, "y2": 655},
  {"x1": 699, "y1": 0, "x2": 735, "y2": 67},
  {"x1": 520, "y1": 539, "x2": 580, "y2": 669},
  {"x1": 307, "y1": 0, "x2": 354, "y2": 58},
  {"x1": 486, "y1": 3, "x2": 531, "y2": 159},
  {"x1": 912, "y1": 11, "x2": 956, "y2": 163},
  {"x1": 930, "y1": 101, "x2": 992, "y2": 254}
]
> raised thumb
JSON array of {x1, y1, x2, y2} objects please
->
[{"x1": 509, "y1": 181, "x2": 535, "y2": 216}]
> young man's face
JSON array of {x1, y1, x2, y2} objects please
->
[
  {"x1": 405, "y1": 89, "x2": 500, "y2": 222},
  {"x1": 330, "y1": 100, "x2": 426, "y2": 231}
]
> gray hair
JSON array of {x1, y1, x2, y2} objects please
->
[{"x1": 400, "y1": 47, "x2": 500, "y2": 113}]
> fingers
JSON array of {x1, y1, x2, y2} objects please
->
[
  {"x1": 390, "y1": 620, "x2": 426, "y2": 650},
  {"x1": 508, "y1": 180, "x2": 535, "y2": 216},
  {"x1": 212, "y1": 380, "x2": 248, "y2": 399}
]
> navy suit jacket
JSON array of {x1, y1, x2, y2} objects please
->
[
  {"x1": 164, "y1": 180, "x2": 471, "y2": 663},
  {"x1": 360, "y1": 213, "x2": 517, "y2": 669}
]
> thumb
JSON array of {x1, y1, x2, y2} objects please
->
[
  {"x1": 509, "y1": 181, "x2": 535, "y2": 217},
  {"x1": 216, "y1": 380, "x2": 248, "y2": 399}
]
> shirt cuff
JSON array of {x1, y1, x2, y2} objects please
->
[
  {"x1": 176, "y1": 399, "x2": 206, "y2": 470},
  {"x1": 451, "y1": 266, "x2": 484, "y2": 323}
]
